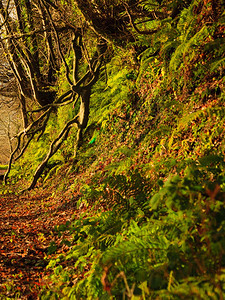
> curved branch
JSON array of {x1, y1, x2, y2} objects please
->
[
  {"x1": 124, "y1": 4, "x2": 159, "y2": 35},
  {"x1": 30, "y1": 90, "x2": 73, "y2": 113},
  {"x1": 27, "y1": 115, "x2": 79, "y2": 190},
  {"x1": 14, "y1": 132, "x2": 35, "y2": 161},
  {"x1": 4, "y1": 130, "x2": 23, "y2": 184},
  {"x1": 3, "y1": 107, "x2": 52, "y2": 183},
  {"x1": 0, "y1": 0, "x2": 11, "y2": 28},
  {"x1": 40, "y1": 0, "x2": 73, "y2": 86}
]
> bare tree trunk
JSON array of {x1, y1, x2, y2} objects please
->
[
  {"x1": 74, "y1": 87, "x2": 91, "y2": 157},
  {"x1": 19, "y1": 94, "x2": 29, "y2": 129}
]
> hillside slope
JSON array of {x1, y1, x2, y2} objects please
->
[{"x1": 1, "y1": 0, "x2": 225, "y2": 299}]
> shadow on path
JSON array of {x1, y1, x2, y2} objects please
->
[{"x1": 0, "y1": 191, "x2": 79, "y2": 299}]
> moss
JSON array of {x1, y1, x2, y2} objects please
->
[{"x1": 0, "y1": 165, "x2": 8, "y2": 170}]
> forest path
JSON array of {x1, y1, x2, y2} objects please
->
[{"x1": 0, "y1": 189, "x2": 77, "y2": 299}]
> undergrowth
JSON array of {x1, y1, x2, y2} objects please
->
[
  {"x1": 40, "y1": 156, "x2": 225, "y2": 299},
  {"x1": 2, "y1": 0, "x2": 225, "y2": 298}
]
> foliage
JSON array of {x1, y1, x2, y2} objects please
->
[
  {"x1": 0, "y1": 165, "x2": 8, "y2": 170},
  {"x1": 40, "y1": 157, "x2": 225, "y2": 299},
  {"x1": 1, "y1": 0, "x2": 225, "y2": 298},
  {"x1": 38, "y1": 0, "x2": 225, "y2": 298}
]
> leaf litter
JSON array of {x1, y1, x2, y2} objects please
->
[{"x1": 0, "y1": 190, "x2": 79, "y2": 299}]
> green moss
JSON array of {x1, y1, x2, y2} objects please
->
[{"x1": 0, "y1": 165, "x2": 8, "y2": 170}]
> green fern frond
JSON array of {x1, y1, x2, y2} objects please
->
[
  {"x1": 210, "y1": 57, "x2": 225, "y2": 73},
  {"x1": 139, "y1": 0, "x2": 160, "y2": 12},
  {"x1": 177, "y1": 110, "x2": 203, "y2": 131},
  {"x1": 102, "y1": 221, "x2": 169, "y2": 265}
]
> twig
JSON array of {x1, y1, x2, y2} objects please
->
[{"x1": 124, "y1": 3, "x2": 159, "y2": 35}]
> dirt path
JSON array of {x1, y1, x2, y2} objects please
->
[{"x1": 0, "y1": 190, "x2": 78, "y2": 299}]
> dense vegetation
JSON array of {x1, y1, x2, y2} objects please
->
[{"x1": 1, "y1": 0, "x2": 225, "y2": 298}]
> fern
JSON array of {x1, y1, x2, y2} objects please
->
[
  {"x1": 210, "y1": 57, "x2": 225, "y2": 73},
  {"x1": 102, "y1": 220, "x2": 169, "y2": 265},
  {"x1": 139, "y1": 0, "x2": 161, "y2": 13}
]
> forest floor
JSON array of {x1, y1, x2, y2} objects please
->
[{"x1": 0, "y1": 188, "x2": 78, "y2": 299}]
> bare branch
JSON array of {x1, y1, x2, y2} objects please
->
[
  {"x1": 27, "y1": 114, "x2": 79, "y2": 191},
  {"x1": 0, "y1": 0, "x2": 11, "y2": 28},
  {"x1": 3, "y1": 106, "x2": 52, "y2": 183},
  {"x1": 40, "y1": 0, "x2": 73, "y2": 86},
  {"x1": 72, "y1": 30, "x2": 83, "y2": 84},
  {"x1": 124, "y1": 3, "x2": 159, "y2": 35},
  {"x1": 30, "y1": 90, "x2": 73, "y2": 113}
]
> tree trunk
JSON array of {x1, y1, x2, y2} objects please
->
[
  {"x1": 19, "y1": 94, "x2": 29, "y2": 129},
  {"x1": 74, "y1": 87, "x2": 91, "y2": 157}
]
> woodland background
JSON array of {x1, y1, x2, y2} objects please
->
[{"x1": 0, "y1": 0, "x2": 225, "y2": 299}]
